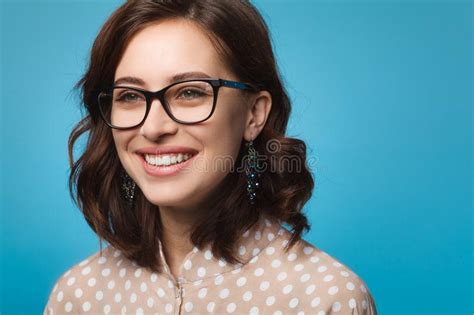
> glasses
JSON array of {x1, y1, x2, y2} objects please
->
[{"x1": 97, "y1": 78, "x2": 257, "y2": 129}]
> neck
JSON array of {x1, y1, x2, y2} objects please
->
[{"x1": 158, "y1": 205, "x2": 201, "y2": 278}]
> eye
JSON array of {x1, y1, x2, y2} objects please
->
[
  {"x1": 115, "y1": 90, "x2": 145, "y2": 103},
  {"x1": 178, "y1": 89, "x2": 206, "y2": 100}
]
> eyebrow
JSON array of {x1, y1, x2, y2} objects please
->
[{"x1": 113, "y1": 71, "x2": 213, "y2": 87}]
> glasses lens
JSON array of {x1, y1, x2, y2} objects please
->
[
  {"x1": 99, "y1": 88, "x2": 147, "y2": 128},
  {"x1": 164, "y1": 81, "x2": 214, "y2": 123}
]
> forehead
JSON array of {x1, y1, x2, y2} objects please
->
[{"x1": 114, "y1": 18, "x2": 230, "y2": 89}]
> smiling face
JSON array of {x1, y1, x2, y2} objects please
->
[{"x1": 112, "y1": 18, "x2": 257, "y2": 212}]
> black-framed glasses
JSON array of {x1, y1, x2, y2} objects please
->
[{"x1": 97, "y1": 78, "x2": 257, "y2": 129}]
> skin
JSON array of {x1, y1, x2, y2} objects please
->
[{"x1": 112, "y1": 18, "x2": 272, "y2": 279}]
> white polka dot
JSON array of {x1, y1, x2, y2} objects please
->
[
  {"x1": 150, "y1": 273, "x2": 157, "y2": 282},
  {"x1": 266, "y1": 296, "x2": 275, "y2": 306},
  {"x1": 289, "y1": 298, "x2": 299, "y2": 308},
  {"x1": 101, "y1": 268, "x2": 111, "y2": 277},
  {"x1": 239, "y1": 246, "x2": 246, "y2": 255},
  {"x1": 98, "y1": 256, "x2": 107, "y2": 264},
  {"x1": 303, "y1": 246, "x2": 314, "y2": 255},
  {"x1": 218, "y1": 259, "x2": 227, "y2": 267},
  {"x1": 95, "y1": 290, "x2": 103, "y2": 301},
  {"x1": 243, "y1": 291, "x2": 252, "y2": 301},
  {"x1": 103, "y1": 304, "x2": 111, "y2": 314},
  {"x1": 157, "y1": 287, "x2": 165, "y2": 298},
  {"x1": 226, "y1": 302, "x2": 237, "y2": 313},
  {"x1": 107, "y1": 280, "x2": 115, "y2": 289},
  {"x1": 283, "y1": 284, "x2": 293, "y2": 294},
  {"x1": 134, "y1": 268, "x2": 142, "y2": 277},
  {"x1": 114, "y1": 292, "x2": 122, "y2": 303},
  {"x1": 64, "y1": 302, "x2": 73, "y2": 312},
  {"x1": 82, "y1": 302, "x2": 91, "y2": 312},
  {"x1": 204, "y1": 250, "x2": 213, "y2": 260},
  {"x1": 328, "y1": 286, "x2": 339, "y2": 295},
  {"x1": 119, "y1": 268, "x2": 126, "y2": 278},
  {"x1": 300, "y1": 273, "x2": 311, "y2": 282},
  {"x1": 81, "y1": 266, "x2": 91, "y2": 275},
  {"x1": 252, "y1": 248, "x2": 261, "y2": 256},
  {"x1": 147, "y1": 297, "x2": 154, "y2": 307},
  {"x1": 184, "y1": 302, "x2": 193, "y2": 312},
  {"x1": 254, "y1": 267, "x2": 264, "y2": 276},
  {"x1": 288, "y1": 253, "x2": 297, "y2": 261},
  {"x1": 346, "y1": 282, "x2": 355, "y2": 290},
  {"x1": 332, "y1": 301, "x2": 342, "y2": 312},
  {"x1": 260, "y1": 281, "x2": 270, "y2": 291},
  {"x1": 136, "y1": 307, "x2": 144, "y2": 315},
  {"x1": 362, "y1": 299, "x2": 368, "y2": 309},
  {"x1": 116, "y1": 259, "x2": 123, "y2": 267},
  {"x1": 255, "y1": 230, "x2": 261, "y2": 240},
  {"x1": 271, "y1": 259, "x2": 281, "y2": 268},
  {"x1": 63, "y1": 270, "x2": 71, "y2": 278},
  {"x1": 140, "y1": 282, "x2": 147, "y2": 292},
  {"x1": 250, "y1": 306, "x2": 259, "y2": 315},
  {"x1": 198, "y1": 287, "x2": 208, "y2": 299},
  {"x1": 184, "y1": 259, "x2": 192, "y2": 270},
  {"x1": 310, "y1": 255, "x2": 320, "y2": 263},
  {"x1": 294, "y1": 263, "x2": 304, "y2": 272},
  {"x1": 311, "y1": 297, "x2": 321, "y2": 307},
  {"x1": 348, "y1": 298, "x2": 357, "y2": 309},
  {"x1": 121, "y1": 305, "x2": 127, "y2": 315},
  {"x1": 56, "y1": 291, "x2": 63, "y2": 302},
  {"x1": 249, "y1": 256, "x2": 259, "y2": 264},
  {"x1": 113, "y1": 249, "x2": 121, "y2": 257},
  {"x1": 267, "y1": 232, "x2": 275, "y2": 241},
  {"x1": 207, "y1": 302, "x2": 216, "y2": 312},
  {"x1": 125, "y1": 280, "x2": 131, "y2": 291},
  {"x1": 197, "y1": 267, "x2": 206, "y2": 277},
  {"x1": 277, "y1": 272, "x2": 287, "y2": 281},
  {"x1": 79, "y1": 259, "x2": 89, "y2": 267},
  {"x1": 215, "y1": 274, "x2": 224, "y2": 285},
  {"x1": 324, "y1": 274, "x2": 334, "y2": 282},
  {"x1": 87, "y1": 277, "x2": 96, "y2": 287},
  {"x1": 265, "y1": 247, "x2": 275, "y2": 255},
  {"x1": 305, "y1": 284, "x2": 316, "y2": 295},
  {"x1": 317, "y1": 265, "x2": 327, "y2": 272},
  {"x1": 66, "y1": 277, "x2": 76, "y2": 286},
  {"x1": 333, "y1": 261, "x2": 342, "y2": 268},
  {"x1": 219, "y1": 288, "x2": 230, "y2": 299},
  {"x1": 74, "y1": 288, "x2": 83, "y2": 298},
  {"x1": 165, "y1": 303, "x2": 173, "y2": 313},
  {"x1": 340, "y1": 270, "x2": 349, "y2": 277},
  {"x1": 236, "y1": 276, "x2": 247, "y2": 287},
  {"x1": 360, "y1": 284, "x2": 367, "y2": 293}
]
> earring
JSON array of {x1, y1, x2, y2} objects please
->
[
  {"x1": 120, "y1": 167, "x2": 136, "y2": 205},
  {"x1": 245, "y1": 140, "x2": 260, "y2": 205}
]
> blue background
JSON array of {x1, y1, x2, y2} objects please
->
[{"x1": 1, "y1": 0, "x2": 472, "y2": 314}]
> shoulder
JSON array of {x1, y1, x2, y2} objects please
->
[
  {"x1": 43, "y1": 245, "x2": 122, "y2": 314},
  {"x1": 268, "y1": 229, "x2": 378, "y2": 314}
]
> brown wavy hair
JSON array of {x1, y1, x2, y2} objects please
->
[{"x1": 68, "y1": 0, "x2": 315, "y2": 274}]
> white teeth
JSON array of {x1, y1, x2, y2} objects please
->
[{"x1": 144, "y1": 153, "x2": 193, "y2": 166}]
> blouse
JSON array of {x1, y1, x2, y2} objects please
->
[{"x1": 44, "y1": 214, "x2": 377, "y2": 314}]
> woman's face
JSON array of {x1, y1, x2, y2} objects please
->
[{"x1": 112, "y1": 18, "x2": 270, "y2": 212}]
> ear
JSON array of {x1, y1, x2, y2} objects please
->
[{"x1": 243, "y1": 90, "x2": 272, "y2": 141}]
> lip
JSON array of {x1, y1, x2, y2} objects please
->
[
  {"x1": 135, "y1": 146, "x2": 199, "y2": 156},
  {"x1": 136, "y1": 151, "x2": 198, "y2": 177}
]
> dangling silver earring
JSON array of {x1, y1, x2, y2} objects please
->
[
  {"x1": 245, "y1": 140, "x2": 260, "y2": 205},
  {"x1": 120, "y1": 167, "x2": 136, "y2": 206}
]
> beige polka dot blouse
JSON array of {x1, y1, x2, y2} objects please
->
[{"x1": 44, "y1": 215, "x2": 377, "y2": 314}]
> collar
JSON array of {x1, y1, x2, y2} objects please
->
[{"x1": 157, "y1": 214, "x2": 285, "y2": 284}]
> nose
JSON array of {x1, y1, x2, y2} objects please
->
[{"x1": 139, "y1": 98, "x2": 178, "y2": 141}]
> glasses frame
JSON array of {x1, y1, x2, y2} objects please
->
[{"x1": 98, "y1": 78, "x2": 258, "y2": 130}]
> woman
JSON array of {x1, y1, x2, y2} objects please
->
[{"x1": 44, "y1": 0, "x2": 377, "y2": 314}]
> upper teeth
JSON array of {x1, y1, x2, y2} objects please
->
[{"x1": 144, "y1": 153, "x2": 193, "y2": 166}]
